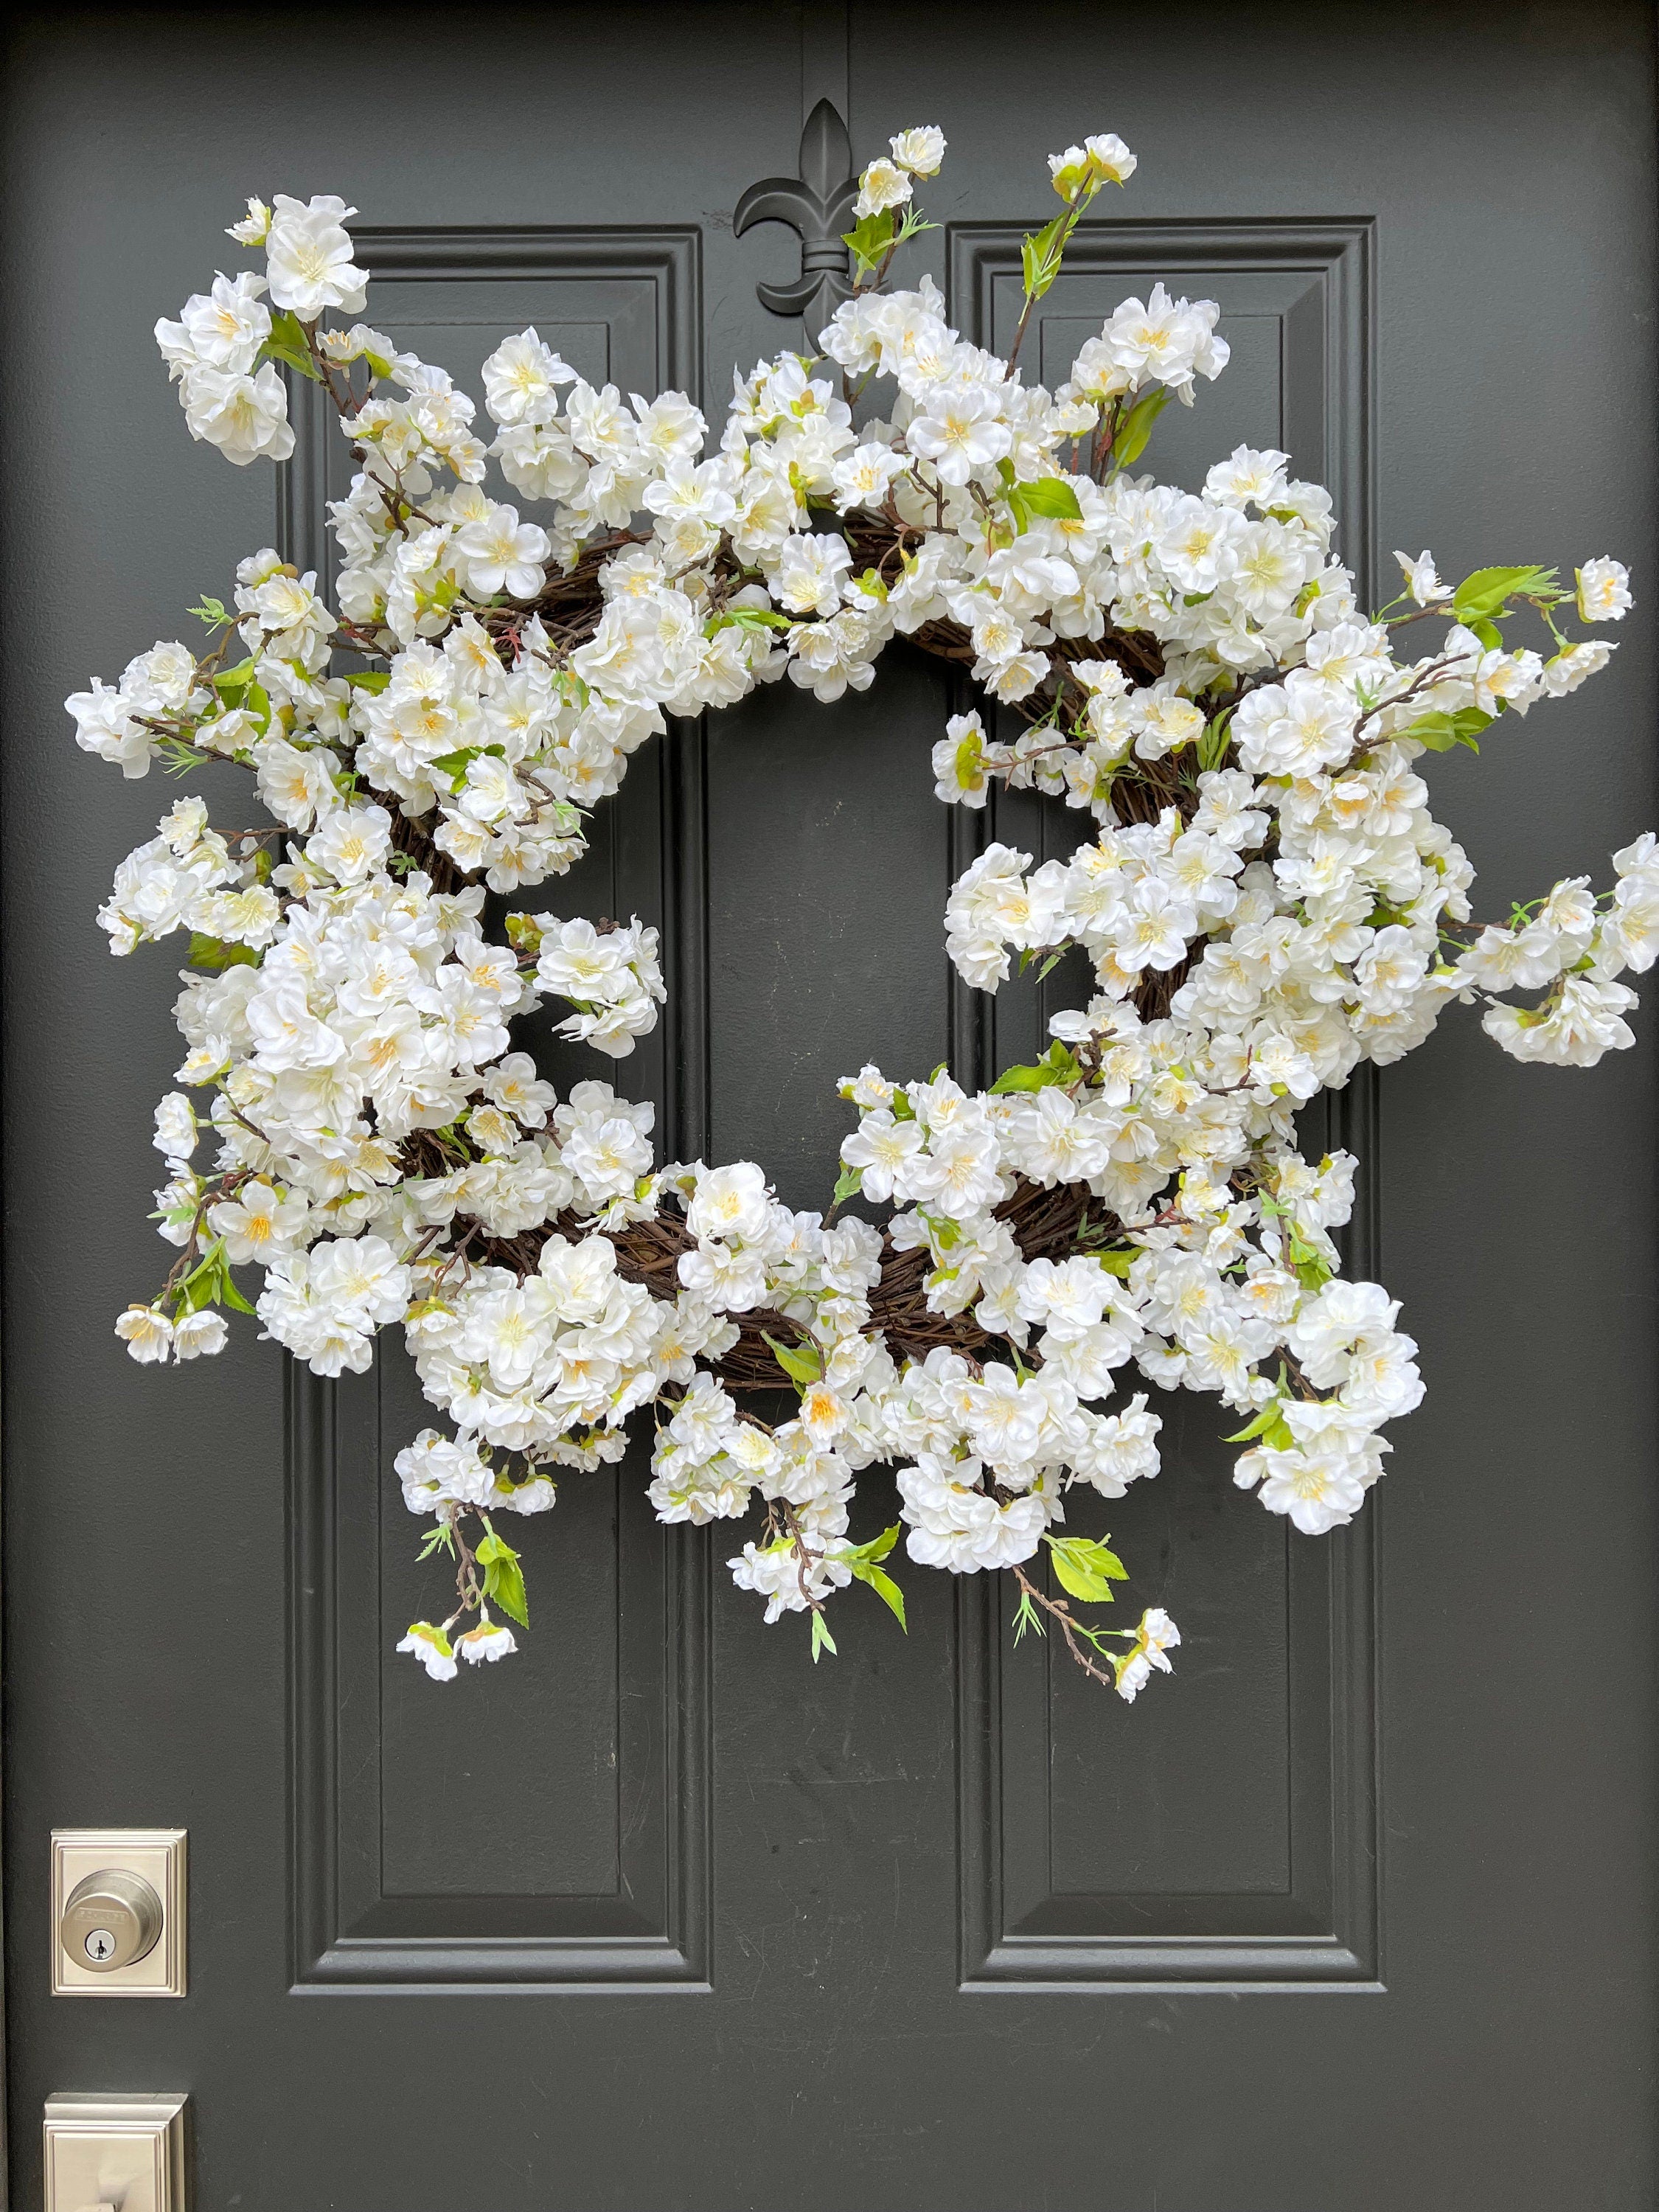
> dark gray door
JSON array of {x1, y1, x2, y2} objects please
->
[{"x1": 5, "y1": 7, "x2": 1655, "y2": 2207}]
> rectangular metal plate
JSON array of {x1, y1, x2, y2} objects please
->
[
  {"x1": 44, "y1": 2094, "x2": 187, "y2": 2211},
  {"x1": 51, "y1": 1829, "x2": 187, "y2": 1997}
]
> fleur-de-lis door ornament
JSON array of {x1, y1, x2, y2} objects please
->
[{"x1": 734, "y1": 97, "x2": 860, "y2": 335}]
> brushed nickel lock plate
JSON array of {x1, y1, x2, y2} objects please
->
[
  {"x1": 51, "y1": 1829, "x2": 187, "y2": 1997},
  {"x1": 44, "y1": 2093, "x2": 187, "y2": 2211}
]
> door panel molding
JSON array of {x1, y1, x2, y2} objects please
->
[
  {"x1": 277, "y1": 225, "x2": 703, "y2": 597},
  {"x1": 954, "y1": 1478, "x2": 1380, "y2": 1992},
  {"x1": 948, "y1": 216, "x2": 1374, "y2": 599},
  {"x1": 279, "y1": 225, "x2": 712, "y2": 1991},
  {"x1": 949, "y1": 216, "x2": 1382, "y2": 1991},
  {"x1": 288, "y1": 1358, "x2": 711, "y2": 1992}
]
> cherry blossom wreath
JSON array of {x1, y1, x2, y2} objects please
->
[{"x1": 74, "y1": 129, "x2": 1646, "y2": 1700}]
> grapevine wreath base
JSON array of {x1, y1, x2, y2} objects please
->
[{"x1": 72, "y1": 127, "x2": 1648, "y2": 1700}]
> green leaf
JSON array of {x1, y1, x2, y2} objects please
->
[
  {"x1": 428, "y1": 743, "x2": 506, "y2": 793},
  {"x1": 212, "y1": 657, "x2": 258, "y2": 702},
  {"x1": 487, "y1": 1557, "x2": 529, "y2": 1628},
  {"x1": 153, "y1": 736, "x2": 205, "y2": 777},
  {"x1": 1197, "y1": 706, "x2": 1234, "y2": 773},
  {"x1": 1020, "y1": 212, "x2": 1070, "y2": 302},
  {"x1": 706, "y1": 606, "x2": 792, "y2": 636},
  {"x1": 843, "y1": 1523, "x2": 900, "y2": 1568},
  {"x1": 476, "y1": 1528, "x2": 529, "y2": 1628},
  {"x1": 189, "y1": 596, "x2": 230, "y2": 627},
  {"x1": 988, "y1": 1040, "x2": 1082, "y2": 1094},
  {"x1": 173, "y1": 1237, "x2": 236, "y2": 1316},
  {"x1": 1045, "y1": 1534, "x2": 1129, "y2": 1604},
  {"x1": 842, "y1": 209, "x2": 897, "y2": 276},
  {"x1": 832, "y1": 1163, "x2": 863, "y2": 1206},
  {"x1": 1450, "y1": 564, "x2": 1558, "y2": 622},
  {"x1": 1092, "y1": 1248, "x2": 1135, "y2": 1277},
  {"x1": 1110, "y1": 385, "x2": 1173, "y2": 470},
  {"x1": 187, "y1": 932, "x2": 259, "y2": 973},
  {"x1": 1394, "y1": 705, "x2": 1492, "y2": 755},
  {"x1": 1224, "y1": 1402, "x2": 1295, "y2": 1450},
  {"x1": 1012, "y1": 1587, "x2": 1046, "y2": 1644},
  {"x1": 810, "y1": 1610, "x2": 838, "y2": 1662},
  {"x1": 345, "y1": 669, "x2": 392, "y2": 692},
  {"x1": 244, "y1": 681, "x2": 272, "y2": 736},
  {"x1": 857, "y1": 1564, "x2": 907, "y2": 1630},
  {"x1": 1013, "y1": 476, "x2": 1083, "y2": 521},
  {"x1": 260, "y1": 307, "x2": 324, "y2": 383},
  {"x1": 762, "y1": 1332, "x2": 824, "y2": 1390}
]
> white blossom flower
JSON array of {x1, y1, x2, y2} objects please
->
[
  {"x1": 397, "y1": 1623, "x2": 458, "y2": 1682},
  {"x1": 173, "y1": 1310, "x2": 229, "y2": 1360},
  {"x1": 1048, "y1": 133, "x2": 1137, "y2": 200},
  {"x1": 456, "y1": 1613, "x2": 518, "y2": 1664},
  {"x1": 1394, "y1": 549, "x2": 1452, "y2": 605},
  {"x1": 180, "y1": 364, "x2": 293, "y2": 465},
  {"x1": 905, "y1": 386, "x2": 1012, "y2": 486},
  {"x1": 1115, "y1": 1607, "x2": 1180, "y2": 1702},
  {"x1": 855, "y1": 159, "x2": 912, "y2": 219},
  {"x1": 481, "y1": 330, "x2": 574, "y2": 426},
  {"x1": 1577, "y1": 557, "x2": 1632, "y2": 623},
  {"x1": 226, "y1": 196, "x2": 271, "y2": 247},
  {"x1": 453, "y1": 504, "x2": 551, "y2": 599},
  {"x1": 155, "y1": 271, "x2": 271, "y2": 377},
  {"x1": 116, "y1": 1304, "x2": 175, "y2": 1364},
  {"x1": 153, "y1": 1093, "x2": 198, "y2": 1165},
  {"x1": 208, "y1": 1180, "x2": 309, "y2": 1265},
  {"x1": 264, "y1": 193, "x2": 368, "y2": 319},
  {"x1": 889, "y1": 127, "x2": 946, "y2": 176}
]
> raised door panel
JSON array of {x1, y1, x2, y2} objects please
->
[
  {"x1": 282, "y1": 229, "x2": 711, "y2": 1989},
  {"x1": 949, "y1": 220, "x2": 1381, "y2": 1988}
]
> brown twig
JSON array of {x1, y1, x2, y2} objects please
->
[{"x1": 1009, "y1": 1559, "x2": 1120, "y2": 1688}]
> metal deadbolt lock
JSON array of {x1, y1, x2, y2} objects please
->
[{"x1": 59, "y1": 1867, "x2": 164, "y2": 1973}]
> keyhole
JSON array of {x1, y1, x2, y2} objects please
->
[{"x1": 83, "y1": 1927, "x2": 117, "y2": 1963}]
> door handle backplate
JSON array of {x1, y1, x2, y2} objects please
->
[{"x1": 44, "y1": 2095, "x2": 188, "y2": 2211}]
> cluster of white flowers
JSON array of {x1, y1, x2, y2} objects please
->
[
  {"x1": 153, "y1": 195, "x2": 367, "y2": 465},
  {"x1": 105, "y1": 816, "x2": 668, "y2": 1381},
  {"x1": 74, "y1": 134, "x2": 1644, "y2": 1701},
  {"x1": 835, "y1": 1060, "x2": 1396, "y2": 1541},
  {"x1": 524, "y1": 914, "x2": 665, "y2": 1057}
]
